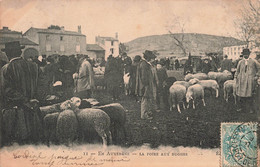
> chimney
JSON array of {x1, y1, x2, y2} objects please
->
[
  {"x1": 115, "y1": 32, "x2": 118, "y2": 39},
  {"x1": 60, "y1": 26, "x2": 65, "y2": 31},
  {"x1": 3, "y1": 27, "x2": 9, "y2": 31},
  {"x1": 78, "y1": 25, "x2": 81, "y2": 33}
]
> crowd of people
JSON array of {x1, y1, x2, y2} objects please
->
[{"x1": 0, "y1": 41, "x2": 259, "y2": 146}]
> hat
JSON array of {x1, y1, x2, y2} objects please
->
[
  {"x1": 1, "y1": 41, "x2": 25, "y2": 52},
  {"x1": 241, "y1": 48, "x2": 251, "y2": 55},
  {"x1": 23, "y1": 47, "x2": 39, "y2": 60},
  {"x1": 133, "y1": 55, "x2": 141, "y2": 62},
  {"x1": 143, "y1": 50, "x2": 156, "y2": 59}
]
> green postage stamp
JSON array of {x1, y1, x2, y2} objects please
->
[{"x1": 221, "y1": 122, "x2": 258, "y2": 167}]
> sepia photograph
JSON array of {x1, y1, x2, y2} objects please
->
[{"x1": 0, "y1": 0, "x2": 259, "y2": 166}]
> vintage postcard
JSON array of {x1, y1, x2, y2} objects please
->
[{"x1": 0, "y1": 0, "x2": 260, "y2": 167}]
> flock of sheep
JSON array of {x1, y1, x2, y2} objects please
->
[
  {"x1": 168, "y1": 70, "x2": 236, "y2": 113},
  {"x1": 40, "y1": 97, "x2": 126, "y2": 147}
]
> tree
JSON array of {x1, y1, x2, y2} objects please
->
[
  {"x1": 234, "y1": 0, "x2": 260, "y2": 47},
  {"x1": 166, "y1": 15, "x2": 189, "y2": 57}
]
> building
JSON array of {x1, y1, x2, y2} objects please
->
[
  {"x1": 24, "y1": 26, "x2": 86, "y2": 56},
  {"x1": 95, "y1": 34, "x2": 119, "y2": 60},
  {"x1": 86, "y1": 44, "x2": 105, "y2": 59},
  {"x1": 0, "y1": 27, "x2": 38, "y2": 51},
  {"x1": 223, "y1": 42, "x2": 259, "y2": 60},
  {"x1": 223, "y1": 45, "x2": 246, "y2": 60}
]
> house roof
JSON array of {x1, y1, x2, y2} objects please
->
[
  {"x1": 0, "y1": 29, "x2": 22, "y2": 35},
  {"x1": 97, "y1": 36, "x2": 118, "y2": 41},
  {"x1": 0, "y1": 37, "x2": 38, "y2": 46},
  {"x1": 86, "y1": 44, "x2": 105, "y2": 51},
  {"x1": 24, "y1": 27, "x2": 85, "y2": 36}
]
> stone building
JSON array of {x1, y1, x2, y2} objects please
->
[
  {"x1": 24, "y1": 26, "x2": 86, "y2": 56},
  {"x1": 95, "y1": 33, "x2": 119, "y2": 60}
]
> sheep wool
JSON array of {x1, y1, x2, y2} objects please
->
[
  {"x1": 169, "y1": 84, "x2": 187, "y2": 113},
  {"x1": 76, "y1": 108, "x2": 112, "y2": 147},
  {"x1": 56, "y1": 109, "x2": 79, "y2": 145}
]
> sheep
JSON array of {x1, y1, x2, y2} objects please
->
[
  {"x1": 94, "y1": 103, "x2": 126, "y2": 145},
  {"x1": 208, "y1": 71, "x2": 232, "y2": 86},
  {"x1": 186, "y1": 84, "x2": 206, "y2": 109},
  {"x1": 189, "y1": 78, "x2": 219, "y2": 98},
  {"x1": 56, "y1": 109, "x2": 79, "y2": 146},
  {"x1": 76, "y1": 108, "x2": 112, "y2": 147},
  {"x1": 184, "y1": 73, "x2": 208, "y2": 81},
  {"x1": 173, "y1": 81, "x2": 191, "y2": 89},
  {"x1": 40, "y1": 103, "x2": 61, "y2": 116},
  {"x1": 169, "y1": 84, "x2": 187, "y2": 113},
  {"x1": 43, "y1": 112, "x2": 59, "y2": 145},
  {"x1": 162, "y1": 77, "x2": 177, "y2": 108},
  {"x1": 223, "y1": 80, "x2": 237, "y2": 104}
]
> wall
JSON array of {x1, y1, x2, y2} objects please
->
[
  {"x1": 104, "y1": 40, "x2": 119, "y2": 60},
  {"x1": 38, "y1": 33, "x2": 86, "y2": 56}
]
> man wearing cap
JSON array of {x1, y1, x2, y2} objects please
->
[
  {"x1": 0, "y1": 41, "x2": 43, "y2": 145},
  {"x1": 234, "y1": 48, "x2": 259, "y2": 113},
  {"x1": 136, "y1": 50, "x2": 157, "y2": 119}
]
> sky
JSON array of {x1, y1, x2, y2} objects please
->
[{"x1": 0, "y1": 0, "x2": 249, "y2": 43}]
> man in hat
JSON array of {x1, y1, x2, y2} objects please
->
[
  {"x1": 136, "y1": 50, "x2": 157, "y2": 119},
  {"x1": 0, "y1": 41, "x2": 43, "y2": 145},
  {"x1": 220, "y1": 55, "x2": 232, "y2": 72},
  {"x1": 73, "y1": 54, "x2": 95, "y2": 99},
  {"x1": 234, "y1": 48, "x2": 259, "y2": 113}
]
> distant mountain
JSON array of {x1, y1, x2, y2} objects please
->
[{"x1": 125, "y1": 33, "x2": 245, "y2": 58}]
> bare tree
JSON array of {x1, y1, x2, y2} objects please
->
[
  {"x1": 166, "y1": 16, "x2": 188, "y2": 57},
  {"x1": 234, "y1": 0, "x2": 260, "y2": 47}
]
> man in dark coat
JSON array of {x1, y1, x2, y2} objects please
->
[
  {"x1": 0, "y1": 41, "x2": 43, "y2": 145},
  {"x1": 201, "y1": 59, "x2": 212, "y2": 74},
  {"x1": 220, "y1": 55, "x2": 232, "y2": 72},
  {"x1": 136, "y1": 50, "x2": 156, "y2": 119},
  {"x1": 105, "y1": 55, "x2": 123, "y2": 100}
]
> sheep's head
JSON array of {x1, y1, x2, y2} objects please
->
[
  {"x1": 186, "y1": 91, "x2": 193, "y2": 103},
  {"x1": 60, "y1": 100, "x2": 72, "y2": 110},
  {"x1": 189, "y1": 78, "x2": 199, "y2": 85},
  {"x1": 70, "y1": 97, "x2": 81, "y2": 108}
]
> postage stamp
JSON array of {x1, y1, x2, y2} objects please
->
[{"x1": 221, "y1": 122, "x2": 258, "y2": 167}]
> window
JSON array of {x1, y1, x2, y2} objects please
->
[
  {"x1": 60, "y1": 45, "x2": 65, "y2": 52},
  {"x1": 46, "y1": 35, "x2": 50, "y2": 41},
  {"x1": 46, "y1": 44, "x2": 51, "y2": 51},
  {"x1": 110, "y1": 48, "x2": 114, "y2": 54},
  {"x1": 111, "y1": 41, "x2": 114, "y2": 46},
  {"x1": 60, "y1": 36, "x2": 63, "y2": 41},
  {"x1": 76, "y1": 45, "x2": 80, "y2": 52}
]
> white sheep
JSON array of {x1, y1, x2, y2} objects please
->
[
  {"x1": 76, "y1": 108, "x2": 112, "y2": 147},
  {"x1": 208, "y1": 71, "x2": 232, "y2": 85},
  {"x1": 169, "y1": 84, "x2": 187, "y2": 113},
  {"x1": 223, "y1": 80, "x2": 237, "y2": 104},
  {"x1": 189, "y1": 78, "x2": 219, "y2": 97},
  {"x1": 173, "y1": 81, "x2": 191, "y2": 89},
  {"x1": 186, "y1": 84, "x2": 206, "y2": 109},
  {"x1": 184, "y1": 73, "x2": 208, "y2": 81}
]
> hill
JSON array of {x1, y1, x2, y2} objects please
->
[{"x1": 125, "y1": 33, "x2": 245, "y2": 58}]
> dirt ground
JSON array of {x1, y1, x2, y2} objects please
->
[{"x1": 93, "y1": 69, "x2": 260, "y2": 149}]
